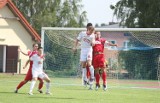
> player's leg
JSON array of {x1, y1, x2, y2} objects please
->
[
  {"x1": 29, "y1": 78, "x2": 37, "y2": 95},
  {"x1": 101, "y1": 68, "x2": 107, "y2": 91},
  {"x1": 92, "y1": 54, "x2": 100, "y2": 90},
  {"x1": 15, "y1": 80, "x2": 28, "y2": 93},
  {"x1": 80, "y1": 49, "x2": 88, "y2": 86},
  {"x1": 86, "y1": 65, "x2": 90, "y2": 80},
  {"x1": 29, "y1": 71, "x2": 38, "y2": 95},
  {"x1": 37, "y1": 78, "x2": 44, "y2": 93},
  {"x1": 15, "y1": 69, "x2": 32, "y2": 93},
  {"x1": 81, "y1": 61, "x2": 88, "y2": 86},
  {"x1": 87, "y1": 60, "x2": 94, "y2": 90},
  {"x1": 98, "y1": 54, "x2": 107, "y2": 91},
  {"x1": 95, "y1": 69, "x2": 100, "y2": 90},
  {"x1": 87, "y1": 49, "x2": 94, "y2": 81},
  {"x1": 40, "y1": 73, "x2": 51, "y2": 95}
]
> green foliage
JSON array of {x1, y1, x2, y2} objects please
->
[
  {"x1": 111, "y1": 0, "x2": 160, "y2": 27},
  {"x1": 119, "y1": 49, "x2": 160, "y2": 80},
  {"x1": 13, "y1": 0, "x2": 87, "y2": 34}
]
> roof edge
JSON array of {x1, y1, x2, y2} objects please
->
[{"x1": 7, "y1": 0, "x2": 41, "y2": 42}]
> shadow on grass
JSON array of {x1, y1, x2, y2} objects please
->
[
  {"x1": 28, "y1": 96, "x2": 92, "y2": 101},
  {"x1": 0, "y1": 91, "x2": 27, "y2": 95}
]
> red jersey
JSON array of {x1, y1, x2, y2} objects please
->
[
  {"x1": 28, "y1": 50, "x2": 38, "y2": 57},
  {"x1": 93, "y1": 38, "x2": 106, "y2": 53},
  {"x1": 92, "y1": 38, "x2": 106, "y2": 69}
]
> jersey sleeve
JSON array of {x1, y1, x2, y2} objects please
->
[
  {"x1": 101, "y1": 38, "x2": 106, "y2": 44},
  {"x1": 28, "y1": 50, "x2": 32, "y2": 56}
]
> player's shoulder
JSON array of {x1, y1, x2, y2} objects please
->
[
  {"x1": 100, "y1": 38, "x2": 106, "y2": 41},
  {"x1": 91, "y1": 33, "x2": 95, "y2": 37},
  {"x1": 79, "y1": 31, "x2": 86, "y2": 35}
]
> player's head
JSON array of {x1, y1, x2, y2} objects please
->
[
  {"x1": 38, "y1": 47, "x2": 43, "y2": 55},
  {"x1": 33, "y1": 43, "x2": 39, "y2": 51},
  {"x1": 86, "y1": 23, "x2": 92, "y2": 30},
  {"x1": 87, "y1": 26, "x2": 94, "y2": 35},
  {"x1": 94, "y1": 31, "x2": 101, "y2": 39}
]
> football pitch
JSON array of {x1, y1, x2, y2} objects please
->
[{"x1": 0, "y1": 74, "x2": 160, "y2": 103}]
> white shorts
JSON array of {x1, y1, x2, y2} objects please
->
[
  {"x1": 32, "y1": 70, "x2": 48, "y2": 79},
  {"x1": 80, "y1": 48, "x2": 93, "y2": 61}
]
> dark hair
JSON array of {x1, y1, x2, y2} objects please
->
[
  {"x1": 86, "y1": 23, "x2": 92, "y2": 28},
  {"x1": 38, "y1": 47, "x2": 43, "y2": 50}
]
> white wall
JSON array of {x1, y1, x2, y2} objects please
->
[{"x1": 0, "y1": 6, "x2": 35, "y2": 74}]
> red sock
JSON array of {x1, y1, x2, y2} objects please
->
[
  {"x1": 95, "y1": 73, "x2": 100, "y2": 85},
  {"x1": 102, "y1": 71, "x2": 107, "y2": 85},
  {"x1": 86, "y1": 66, "x2": 90, "y2": 79},
  {"x1": 16, "y1": 81, "x2": 26, "y2": 90},
  {"x1": 38, "y1": 78, "x2": 44, "y2": 90}
]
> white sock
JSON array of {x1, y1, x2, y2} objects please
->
[
  {"x1": 82, "y1": 68, "x2": 87, "y2": 81},
  {"x1": 29, "y1": 81, "x2": 36, "y2": 93},
  {"x1": 89, "y1": 65, "x2": 94, "y2": 79},
  {"x1": 46, "y1": 82, "x2": 51, "y2": 93}
]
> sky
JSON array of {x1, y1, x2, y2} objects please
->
[{"x1": 82, "y1": 0, "x2": 119, "y2": 26}]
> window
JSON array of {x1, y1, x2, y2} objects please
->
[
  {"x1": 123, "y1": 41, "x2": 129, "y2": 48},
  {"x1": 110, "y1": 40, "x2": 116, "y2": 44},
  {"x1": 124, "y1": 32, "x2": 131, "y2": 36}
]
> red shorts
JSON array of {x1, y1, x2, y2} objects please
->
[{"x1": 93, "y1": 54, "x2": 106, "y2": 69}]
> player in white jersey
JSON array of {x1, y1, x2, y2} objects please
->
[
  {"x1": 29, "y1": 47, "x2": 51, "y2": 95},
  {"x1": 73, "y1": 26, "x2": 95, "y2": 90}
]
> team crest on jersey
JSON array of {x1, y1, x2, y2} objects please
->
[
  {"x1": 95, "y1": 41, "x2": 102, "y2": 44},
  {"x1": 83, "y1": 38, "x2": 91, "y2": 43}
]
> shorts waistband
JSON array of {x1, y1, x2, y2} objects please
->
[{"x1": 93, "y1": 52, "x2": 104, "y2": 55}]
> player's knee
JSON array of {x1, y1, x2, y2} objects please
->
[
  {"x1": 23, "y1": 80, "x2": 28, "y2": 84},
  {"x1": 95, "y1": 69, "x2": 99, "y2": 74},
  {"x1": 32, "y1": 77, "x2": 37, "y2": 81},
  {"x1": 46, "y1": 78, "x2": 51, "y2": 83}
]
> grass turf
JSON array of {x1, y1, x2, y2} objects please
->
[{"x1": 0, "y1": 74, "x2": 160, "y2": 103}]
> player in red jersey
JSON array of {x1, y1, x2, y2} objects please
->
[
  {"x1": 15, "y1": 43, "x2": 44, "y2": 93},
  {"x1": 93, "y1": 31, "x2": 117, "y2": 91}
]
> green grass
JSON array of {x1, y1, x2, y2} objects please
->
[{"x1": 0, "y1": 74, "x2": 160, "y2": 103}]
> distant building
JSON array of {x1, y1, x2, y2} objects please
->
[
  {"x1": 98, "y1": 23, "x2": 130, "y2": 78},
  {"x1": 101, "y1": 22, "x2": 124, "y2": 28}
]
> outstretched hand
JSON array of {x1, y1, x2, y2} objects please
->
[
  {"x1": 18, "y1": 48, "x2": 22, "y2": 52},
  {"x1": 72, "y1": 47, "x2": 77, "y2": 53}
]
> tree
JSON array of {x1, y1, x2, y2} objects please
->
[
  {"x1": 13, "y1": 0, "x2": 87, "y2": 33},
  {"x1": 110, "y1": 0, "x2": 160, "y2": 28}
]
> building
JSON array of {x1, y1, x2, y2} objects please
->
[
  {"x1": 100, "y1": 30, "x2": 131, "y2": 78},
  {"x1": 0, "y1": 0, "x2": 41, "y2": 74}
]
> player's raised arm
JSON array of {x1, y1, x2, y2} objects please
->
[
  {"x1": 73, "y1": 39, "x2": 79, "y2": 52},
  {"x1": 105, "y1": 41, "x2": 118, "y2": 47},
  {"x1": 18, "y1": 48, "x2": 28, "y2": 56}
]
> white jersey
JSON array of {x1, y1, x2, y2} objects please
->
[
  {"x1": 30, "y1": 54, "x2": 43, "y2": 73},
  {"x1": 77, "y1": 31, "x2": 95, "y2": 48}
]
